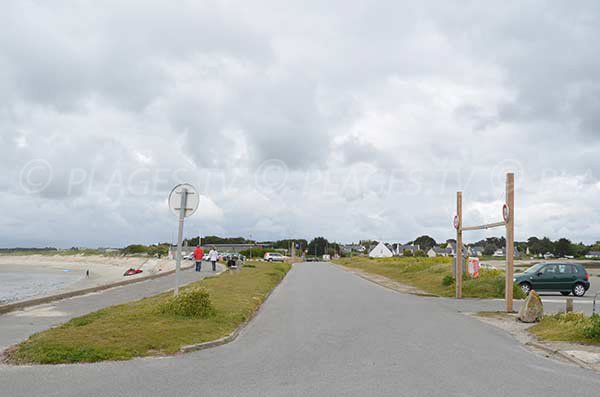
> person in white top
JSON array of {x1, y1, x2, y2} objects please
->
[{"x1": 208, "y1": 246, "x2": 219, "y2": 272}]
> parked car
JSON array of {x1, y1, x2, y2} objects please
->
[
  {"x1": 514, "y1": 263, "x2": 590, "y2": 297},
  {"x1": 264, "y1": 252, "x2": 285, "y2": 262},
  {"x1": 183, "y1": 253, "x2": 194, "y2": 260}
]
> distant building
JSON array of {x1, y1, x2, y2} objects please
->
[
  {"x1": 470, "y1": 246, "x2": 484, "y2": 257},
  {"x1": 387, "y1": 243, "x2": 420, "y2": 256},
  {"x1": 367, "y1": 242, "x2": 420, "y2": 258},
  {"x1": 585, "y1": 251, "x2": 600, "y2": 259},
  {"x1": 494, "y1": 248, "x2": 522, "y2": 258},
  {"x1": 368, "y1": 242, "x2": 394, "y2": 258},
  {"x1": 447, "y1": 242, "x2": 470, "y2": 256},
  {"x1": 98, "y1": 247, "x2": 120, "y2": 253},
  {"x1": 341, "y1": 244, "x2": 366, "y2": 255},
  {"x1": 427, "y1": 246, "x2": 452, "y2": 257}
]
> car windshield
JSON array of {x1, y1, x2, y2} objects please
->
[{"x1": 523, "y1": 263, "x2": 545, "y2": 274}]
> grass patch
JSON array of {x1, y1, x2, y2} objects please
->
[
  {"x1": 6, "y1": 261, "x2": 290, "y2": 364},
  {"x1": 530, "y1": 313, "x2": 600, "y2": 345},
  {"x1": 334, "y1": 256, "x2": 524, "y2": 299}
]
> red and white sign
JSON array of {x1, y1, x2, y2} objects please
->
[
  {"x1": 468, "y1": 257, "x2": 480, "y2": 278},
  {"x1": 502, "y1": 203, "x2": 510, "y2": 223}
]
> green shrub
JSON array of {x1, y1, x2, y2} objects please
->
[
  {"x1": 414, "y1": 250, "x2": 427, "y2": 257},
  {"x1": 583, "y1": 315, "x2": 600, "y2": 339},
  {"x1": 479, "y1": 268, "x2": 503, "y2": 278},
  {"x1": 121, "y1": 244, "x2": 149, "y2": 255},
  {"x1": 442, "y1": 275, "x2": 454, "y2": 286},
  {"x1": 159, "y1": 288, "x2": 215, "y2": 318}
]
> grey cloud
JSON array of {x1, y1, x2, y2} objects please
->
[{"x1": 2, "y1": 1, "x2": 600, "y2": 247}]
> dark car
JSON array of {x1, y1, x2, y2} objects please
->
[{"x1": 514, "y1": 262, "x2": 590, "y2": 297}]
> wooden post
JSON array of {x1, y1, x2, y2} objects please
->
[
  {"x1": 505, "y1": 173, "x2": 515, "y2": 312},
  {"x1": 456, "y1": 192, "x2": 463, "y2": 299},
  {"x1": 566, "y1": 298, "x2": 573, "y2": 313}
]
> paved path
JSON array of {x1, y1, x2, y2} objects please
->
[
  {"x1": 437, "y1": 295, "x2": 598, "y2": 316},
  {"x1": 1, "y1": 262, "x2": 598, "y2": 397},
  {"x1": 0, "y1": 265, "x2": 223, "y2": 351}
]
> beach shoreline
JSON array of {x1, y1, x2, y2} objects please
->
[{"x1": 0, "y1": 254, "x2": 176, "y2": 304}]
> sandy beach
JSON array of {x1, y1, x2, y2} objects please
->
[{"x1": 0, "y1": 254, "x2": 177, "y2": 304}]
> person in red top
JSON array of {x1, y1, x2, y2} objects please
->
[{"x1": 193, "y1": 246, "x2": 204, "y2": 272}]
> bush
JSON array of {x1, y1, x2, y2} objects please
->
[
  {"x1": 403, "y1": 249, "x2": 414, "y2": 257},
  {"x1": 462, "y1": 269, "x2": 526, "y2": 299},
  {"x1": 121, "y1": 244, "x2": 148, "y2": 255},
  {"x1": 442, "y1": 275, "x2": 455, "y2": 286},
  {"x1": 414, "y1": 250, "x2": 427, "y2": 257},
  {"x1": 159, "y1": 288, "x2": 215, "y2": 318},
  {"x1": 583, "y1": 315, "x2": 600, "y2": 339}
]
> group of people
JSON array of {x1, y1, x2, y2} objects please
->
[{"x1": 192, "y1": 245, "x2": 218, "y2": 272}]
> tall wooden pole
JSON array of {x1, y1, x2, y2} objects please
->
[
  {"x1": 456, "y1": 192, "x2": 463, "y2": 299},
  {"x1": 505, "y1": 173, "x2": 515, "y2": 312}
]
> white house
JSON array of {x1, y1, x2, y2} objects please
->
[
  {"x1": 368, "y1": 242, "x2": 394, "y2": 258},
  {"x1": 493, "y1": 247, "x2": 522, "y2": 257},
  {"x1": 585, "y1": 251, "x2": 600, "y2": 259}
]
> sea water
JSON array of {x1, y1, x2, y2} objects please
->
[{"x1": 0, "y1": 270, "x2": 82, "y2": 304}]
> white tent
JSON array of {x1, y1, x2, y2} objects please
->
[{"x1": 368, "y1": 242, "x2": 393, "y2": 258}]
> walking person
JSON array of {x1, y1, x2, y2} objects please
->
[
  {"x1": 194, "y1": 245, "x2": 204, "y2": 272},
  {"x1": 208, "y1": 246, "x2": 219, "y2": 272}
]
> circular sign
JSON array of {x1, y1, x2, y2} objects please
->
[
  {"x1": 453, "y1": 215, "x2": 459, "y2": 229},
  {"x1": 502, "y1": 203, "x2": 509, "y2": 223},
  {"x1": 168, "y1": 183, "x2": 199, "y2": 218}
]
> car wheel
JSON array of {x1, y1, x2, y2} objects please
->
[
  {"x1": 573, "y1": 283, "x2": 586, "y2": 297},
  {"x1": 560, "y1": 291, "x2": 570, "y2": 296},
  {"x1": 268, "y1": 258, "x2": 273, "y2": 262},
  {"x1": 519, "y1": 282, "x2": 532, "y2": 295}
]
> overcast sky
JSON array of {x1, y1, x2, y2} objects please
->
[{"x1": 2, "y1": 1, "x2": 600, "y2": 248}]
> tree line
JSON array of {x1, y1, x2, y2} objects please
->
[{"x1": 405, "y1": 235, "x2": 600, "y2": 258}]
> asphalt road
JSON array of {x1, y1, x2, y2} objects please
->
[
  {"x1": 1, "y1": 262, "x2": 598, "y2": 397},
  {"x1": 0, "y1": 264, "x2": 223, "y2": 352}
]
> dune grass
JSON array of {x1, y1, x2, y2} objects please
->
[
  {"x1": 334, "y1": 256, "x2": 524, "y2": 299},
  {"x1": 529, "y1": 312, "x2": 600, "y2": 345},
  {"x1": 6, "y1": 261, "x2": 290, "y2": 364}
]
